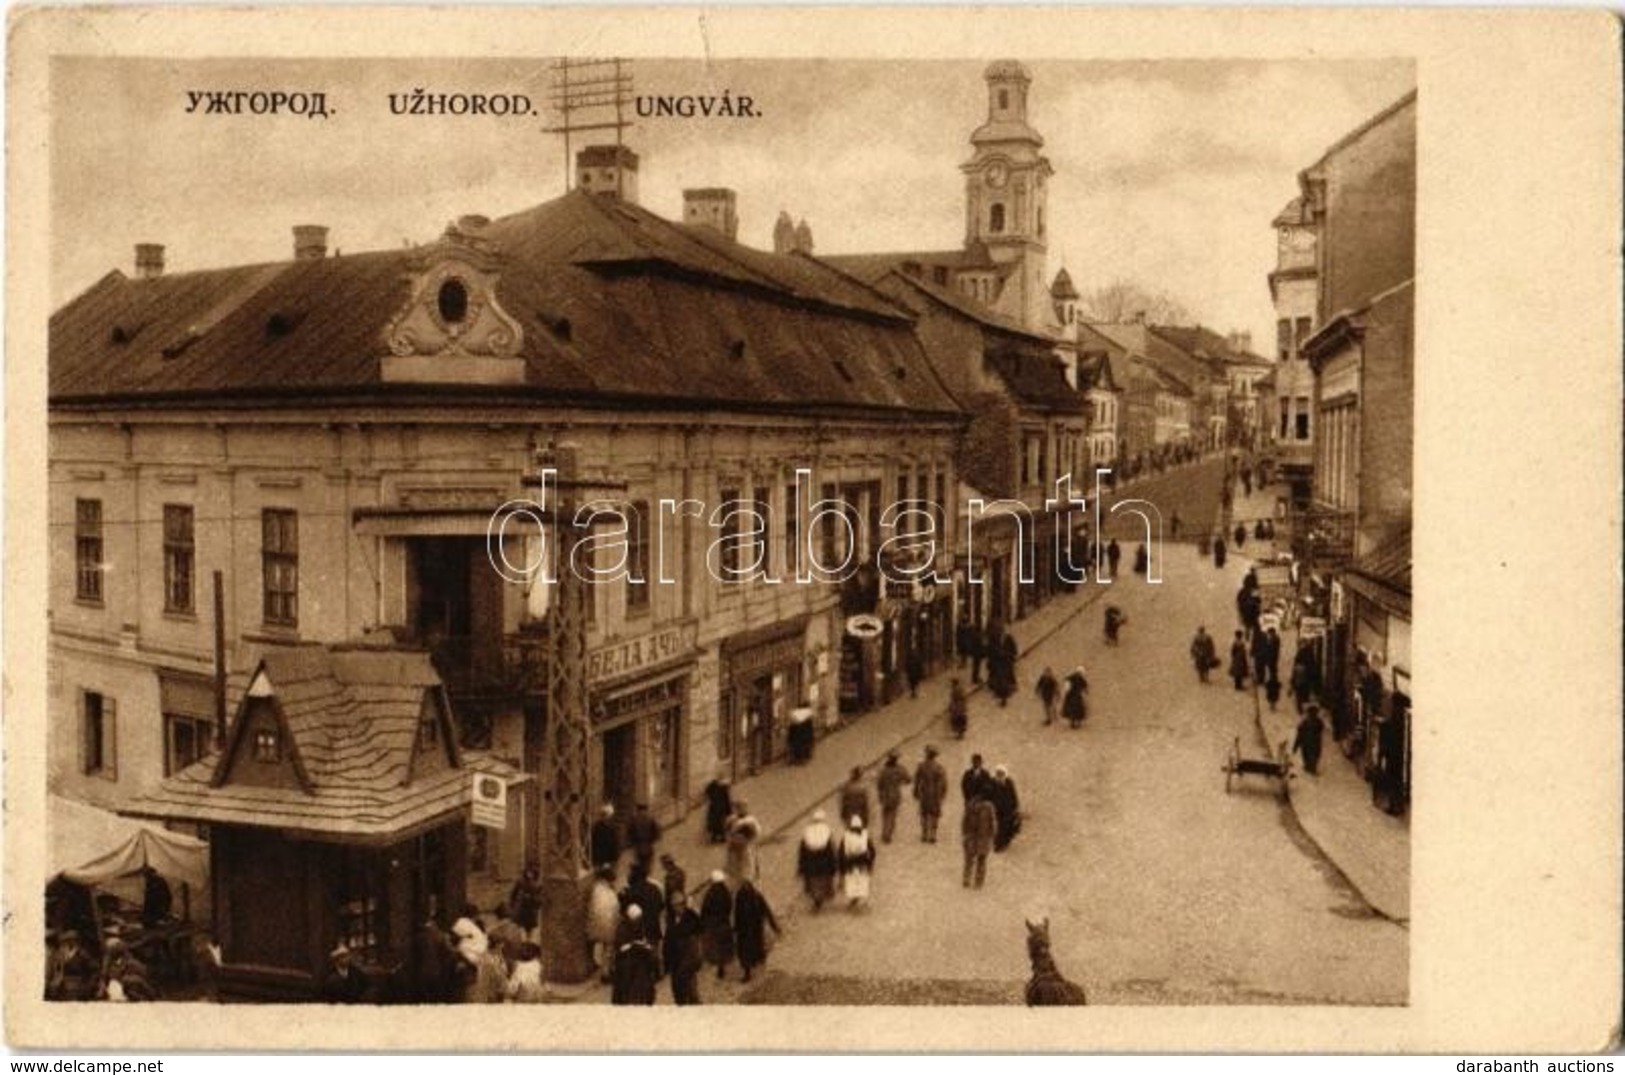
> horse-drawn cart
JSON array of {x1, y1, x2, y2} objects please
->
[{"x1": 1222, "y1": 736, "x2": 1293, "y2": 796}]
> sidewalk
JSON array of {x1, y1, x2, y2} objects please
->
[{"x1": 1232, "y1": 476, "x2": 1411, "y2": 925}]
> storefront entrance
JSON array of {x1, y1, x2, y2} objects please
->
[{"x1": 601, "y1": 722, "x2": 638, "y2": 818}]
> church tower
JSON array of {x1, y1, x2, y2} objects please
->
[{"x1": 962, "y1": 60, "x2": 1053, "y2": 331}]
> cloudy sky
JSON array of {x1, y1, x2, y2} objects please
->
[{"x1": 53, "y1": 56, "x2": 1414, "y2": 345}]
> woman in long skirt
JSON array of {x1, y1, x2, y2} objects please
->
[
  {"x1": 732, "y1": 881, "x2": 781, "y2": 983},
  {"x1": 698, "y1": 870, "x2": 735, "y2": 980},
  {"x1": 837, "y1": 816, "x2": 876, "y2": 909}
]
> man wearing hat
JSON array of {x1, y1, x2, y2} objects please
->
[
  {"x1": 590, "y1": 802, "x2": 622, "y2": 872},
  {"x1": 875, "y1": 751, "x2": 913, "y2": 844},
  {"x1": 912, "y1": 745, "x2": 948, "y2": 843},
  {"x1": 46, "y1": 929, "x2": 98, "y2": 1001},
  {"x1": 320, "y1": 942, "x2": 367, "y2": 1004}
]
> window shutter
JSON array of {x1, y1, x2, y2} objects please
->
[
  {"x1": 103, "y1": 698, "x2": 118, "y2": 782},
  {"x1": 79, "y1": 692, "x2": 91, "y2": 775}
]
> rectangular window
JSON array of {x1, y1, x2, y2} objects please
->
[
  {"x1": 719, "y1": 487, "x2": 740, "y2": 579},
  {"x1": 81, "y1": 690, "x2": 116, "y2": 780},
  {"x1": 626, "y1": 500, "x2": 650, "y2": 612},
  {"x1": 253, "y1": 727, "x2": 281, "y2": 763},
  {"x1": 820, "y1": 483, "x2": 839, "y2": 568},
  {"x1": 934, "y1": 472, "x2": 947, "y2": 543},
  {"x1": 752, "y1": 490, "x2": 771, "y2": 577},
  {"x1": 1277, "y1": 318, "x2": 1292, "y2": 362},
  {"x1": 1294, "y1": 317, "x2": 1313, "y2": 358},
  {"x1": 1296, "y1": 397, "x2": 1312, "y2": 442},
  {"x1": 261, "y1": 509, "x2": 299, "y2": 626},
  {"x1": 164, "y1": 713, "x2": 212, "y2": 776},
  {"x1": 784, "y1": 483, "x2": 800, "y2": 579},
  {"x1": 163, "y1": 504, "x2": 195, "y2": 614},
  {"x1": 75, "y1": 499, "x2": 104, "y2": 602}
]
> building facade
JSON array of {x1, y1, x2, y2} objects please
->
[
  {"x1": 1268, "y1": 194, "x2": 1320, "y2": 497},
  {"x1": 49, "y1": 171, "x2": 964, "y2": 885}
]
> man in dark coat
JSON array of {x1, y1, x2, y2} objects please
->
[
  {"x1": 1229, "y1": 631, "x2": 1250, "y2": 691},
  {"x1": 590, "y1": 803, "x2": 622, "y2": 872},
  {"x1": 1190, "y1": 627, "x2": 1218, "y2": 684},
  {"x1": 1106, "y1": 539, "x2": 1122, "y2": 577},
  {"x1": 1293, "y1": 704, "x2": 1327, "y2": 775},
  {"x1": 875, "y1": 752, "x2": 912, "y2": 843},
  {"x1": 1251, "y1": 625, "x2": 1272, "y2": 688},
  {"x1": 663, "y1": 890, "x2": 704, "y2": 1005},
  {"x1": 1062, "y1": 668, "x2": 1088, "y2": 728},
  {"x1": 731, "y1": 881, "x2": 780, "y2": 983},
  {"x1": 698, "y1": 871, "x2": 735, "y2": 980},
  {"x1": 912, "y1": 745, "x2": 948, "y2": 843},
  {"x1": 625, "y1": 802, "x2": 662, "y2": 873},
  {"x1": 1234, "y1": 522, "x2": 1247, "y2": 549},
  {"x1": 958, "y1": 615, "x2": 985, "y2": 684},
  {"x1": 1290, "y1": 643, "x2": 1320, "y2": 714},
  {"x1": 703, "y1": 777, "x2": 732, "y2": 843},
  {"x1": 1213, "y1": 534, "x2": 1227, "y2": 568},
  {"x1": 658, "y1": 853, "x2": 688, "y2": 921},
  {"x1": 140, "y1": 867, "x2": 173, "y2": 928},
  {"x1": 838, "y1": 766, "x2": 871, "y2": 829},
  {"x1": 611, "y1": 907, "x2": 659, "y2": 1005},
  {"x1": 1036, "y1": 667, "x2": 1060, "y2": 724},
  {"x1": 961, "y1": 754, "x2": 994, "y2": 802},
  {"x1": 508, "y1": 864, "x2": 543, "y2": 941},
  {"x1": 905, "y1": 647, "x2": 925, "y2": 699},
  {"x1": 948, "y1": 678, "x2": 969, "y2": 738},
  {"x1": 987, "y1": 629, "x2": 1019, "y2": 706}
]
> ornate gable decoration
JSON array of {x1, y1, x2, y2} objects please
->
[{"x1": 382, "y1": 215, "x2": 526, "y2": 385}]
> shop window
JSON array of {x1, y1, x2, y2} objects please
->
[
  {"x1": 164, "y1": 713, "x2": 212, "y2": 776},
  {"x1": 163, "y1": 504, "x2": 195, "y2": 614},
  {"x1": 337, "y1": 850, "x2": 384, "y2": 956},
  {"x1": 81, "y1": 690, "x2": 116, "y2": 779},
  {"x1": 261, "y1": 508, "x2": 299, "y2": 626},
  {"x1": 75, "y1": 499, "x2": 104, "y2": 603}
]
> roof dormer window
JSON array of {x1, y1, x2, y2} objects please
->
[{"x1": 253, "y1": 727, "x2": 281, "y2": 763}]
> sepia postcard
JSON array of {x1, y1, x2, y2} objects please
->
[{"x1": 5, "y1": 4, "x2": 1621, "y2": 1054}]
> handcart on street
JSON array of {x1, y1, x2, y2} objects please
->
[{"x1": 1222, "y1": 736, "x2": 1294, "y2": 797}]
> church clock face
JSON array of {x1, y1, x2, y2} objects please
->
[{"x1": 986, "y1": 161, "x2": 1009, "y2": 189}]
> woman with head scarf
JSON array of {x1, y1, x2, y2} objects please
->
[
  {"x1": 990, "y1": 765, "x2": 1022, "y2": 851},
  {"x1": 796, "y1": 809, "x2": 838, "y2": 911},
  {"x1": 837, "y1": 815, "x2": 876, "y2": 910},
  {"x1": 611, "y1": 905, "x2": 658, "y2": 1006},
  {"x1": 1062, "y1": 667, "x2": 1089, "y2": 729},
  {"x1": 586, "y1": 865, "x2": 622, "y2": 983},
  {"x1": 724, "y1": 801, "x2": 762, "y2": 886}
]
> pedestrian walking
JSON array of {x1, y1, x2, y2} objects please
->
[
  {"x1": 961, "y1": 753, "x2": 994, "y2": 802},
  {"x1": 1251, "y1": 626, "x2": 1271, "y2": 688},
  {"x1": 508, "y1": 864, "x2": 544, "y2": 943},
  {"x1": 906, "y1": 646, "x2": 925, "y2": 699},
  {"x1": 663, "y1": 891, "x2": 704, "y2": 1005},
  {"x1": 658, "y1": 853, "x2": 688, "y2": 922},
  {"x1": 1062, "y1": 667, "x2": 1088, "y2": 729},
  {"x1": 1290, "y1": 642, "x2": 1319, "y2": 714},
  {"x1": 626, "y1": 802, "x2": 662, "y2": 874},
  {"x1": 1229, "y1": 631, "x2": 1250, "y2": 691},
  {"x1": 1104, "y1": 604, "x2": 1127, "y2": 645},
  {"x1": 590, "y1": 803, "x2": 622, "y2": 872},
  {"x1": 586, "y1": 866, "x2": 621, "y2": 982},
  {"x1": 620, "y1": 864, "x2": 666, "y2": 973},
  {"x1": 838, "y1": 766, "x2": 872, "y2": 830},
  {"x1": 948, "y1": 677, "x2": 969, "y2": 739},
  {"x1": 611, "y1": 907, "x2": 659, "y2": 1006},
  {"x1": 1265, "y1": 673, "x2": 1283, "y2": 711},
  {"x1": 1107, "y1": 539, "x2": 1122, "y2": 577},
  {"x1": 699, "y1": 870, "x2": 735, "y2": 980},
  {"x1": 787, "y1": 705, "x2": 816, "y2": 763},
  {"x1": 956, "y1": 613, "x2": 980, "y2": 678},
  {"x1": 452, "y1": 915, "x2": 507, "y2": 1004},
  {"x1": 1036, "y1": 666, "x2": 1060, "y2": 725},
  {"x1": 1190, "y1": 627, "x2": 1218, "y2": 684},
  {"x1": 837, "y1": 816, "x2": 877, "y2": 909},
  {"x1": 703, "y1": 776, "x2": 733, "y2": 843},
  {"x1": 1213, "y1": 534, "x2": 1227, "y2": 569},
  {"x1": 1293, "y1": 704, "x2": 1327, "y2": 775},
  {"x1": 724, "y1": 802, "x2": 762, "y2": 886},
  {"x1": 797, "y1": 810, "x2": 839, "y2": 910},
  {"x1": 912, "y1": 745, "x2": 948, "y2": 843},
  {"x1": 732, "y1": 881, "x2": 781, "y2": 983},
  {"x1": 1233, "y1": 522, "x2": 1247, "y2": 549},
  {"x1": 990, "y1": 765, "x2": 1021, "y2": 851},
  {"x1": 987, "y1": 626, "x2": 1018, "y2": 706},
  {"x1": 1132, "y1": 543, "x2": 1148, "y2": 575},
  {"x1": 876, "y1": 752, "x2": 913, "y2": 843},
  {"x1": 962, "y1": 792, "x2": 997, "y2": 889},
  {"x1": 1264, "y1": 627, "x2": 1282, "y2": 687}
]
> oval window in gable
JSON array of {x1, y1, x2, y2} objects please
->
[{"x1": 437, "y1": 277, "x2": 470, "y2": 324}]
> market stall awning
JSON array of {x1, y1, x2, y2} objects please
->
[{"x1": 49, "y1": 793, "x2": 208, "y2": 889}]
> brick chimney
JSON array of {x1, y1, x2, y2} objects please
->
[
  {"x1": 576, "y1": 145, "x2": 640, "y2": 203},
  {"x1": 293, "y1": 225, "x2": 329, "y2": 260},
  {"x1": 134, "y1": 243, "x2": 165, "y2": 280},
  {"x1": 683, "y1": 188, "x2": 738, "y2": 241}
]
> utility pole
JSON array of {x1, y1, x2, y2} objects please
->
[
  {"x1": 543, "y1": 58, "x2": 634, "y2": 196},
  {"x1": 531, "y1": 441, "x2": 626, "y2": 983}
]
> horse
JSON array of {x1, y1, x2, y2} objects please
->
[{"x1": 1024, "y1": 918, "x2": 1087, "y2": 1006}]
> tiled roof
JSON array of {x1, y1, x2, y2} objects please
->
[
  {"x1": 50, "y1": 192, "x2": 960, "y2": 418},
  {"x1": 126, "y1": 646, "x2": 523, "y2": 842}
]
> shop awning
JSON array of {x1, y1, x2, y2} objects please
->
[{"x1": 50, "y1": 794, "x2": 208, "y2": 889}]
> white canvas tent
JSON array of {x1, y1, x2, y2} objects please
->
[{"x1": 49, "y1": 794, "x2": 207, "y2": 889}]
